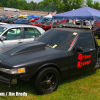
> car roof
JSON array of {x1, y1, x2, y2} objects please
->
[
  {"x1": 0, "y1": 24, "x2": 41, "y2": 28},
  {"x1": 52, "y1": 28, "x2": 92, "y2": 34}
]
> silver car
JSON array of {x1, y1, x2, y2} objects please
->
[{"x1": 0, "y1": 24, "x2": 45, "y2": 49}]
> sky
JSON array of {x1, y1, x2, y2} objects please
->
[
  {"x1": 26, "y1": 0, "x2": 100, "y2": 3},
  {"x1": 26, "y1": 0, "x2": 43, "y2": 3}
]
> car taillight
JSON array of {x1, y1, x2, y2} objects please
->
[
  {"x1": 94, "y1": 29, "x2": 96, "y2": 32},
  {"x1": 4, "y1": 20, "x2": 6, "y2": 22},
  {"x1": 13, "y1": 22, "x2": 15, "y2": 24}
]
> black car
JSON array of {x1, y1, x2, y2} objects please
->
[
  {"x1": 93, "y1": 25, "x2": 100, "y2": 38},
  {"x1": 0, "y1": 28, "x2": 98, "y2": 94}
]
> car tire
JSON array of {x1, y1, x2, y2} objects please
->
[
  {"x1": 34, "y1": 67, "x2": 60, "y2": 94},
  {"x1": 98, "y1": 36, "x2": 100, "y2": 38}
]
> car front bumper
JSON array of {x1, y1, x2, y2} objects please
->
[{"x1": 0, "y1": 75, "x2": 11, "y2": 87}]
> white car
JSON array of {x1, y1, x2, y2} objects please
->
[
  {"x1": 0, "y1": 24, "x2": 45, "y2": 49},
  {"x1": 0, "y1": 22, "x2": 8, "y2": 25}
]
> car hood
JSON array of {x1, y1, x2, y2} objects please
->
[
  {"x1": 0, "y1": 41, "x2": 46, "y2": 56},
  {"x1": 0, "y1": 41, "x2": 62, "y2": 67}
]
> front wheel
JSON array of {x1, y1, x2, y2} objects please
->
[
  {"x1": 98, "y1": 36, "x2": 100, "y2": 38},
  {"x1": 34, "y1": 67, "x2": 60, "y2": 94}
]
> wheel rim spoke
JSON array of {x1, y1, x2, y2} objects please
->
[
  {"x1": 45, "y1": 74, "x2": 49, "y2": 79},
  {"x1": 49, "y1": 75, "x2": 53, "y2": 80},
  {"x1": 41, "y1": 72, "x2": 56, "y2": 90},
  {"x1": 41, "y1": 80, "x2": 47, "y2": 84}
]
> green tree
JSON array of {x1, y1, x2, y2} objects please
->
[
  {"x1": 93, "y1": 1, "x2": 100, "y2": 10},
  {"x1": 86, "y1": 0, "x2": 93, "y2": 7}
]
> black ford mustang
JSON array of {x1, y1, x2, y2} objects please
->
[{"x1": 0, "y1": 28, "x2": 98, "y2": 94}]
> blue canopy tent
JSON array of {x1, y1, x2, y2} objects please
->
[
  {"x1": 15, "y1": 15, "x2": 19, "y2": 17},
  {"x1": 33, "y1": 15, "x2": 42, "y2": 18},
  {"x1": 28, "y1": 15, "x2": 35, "y2": 18},
  {"x1": 52, "y1": 7, "x2": 100, "y2": 21},
  {"x1": 28, "y1": 15, "x2": 42, "y2": 18}
]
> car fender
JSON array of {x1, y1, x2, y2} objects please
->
[{"x1": 35, "y1": 63, "x2": 61, "y2": 76}]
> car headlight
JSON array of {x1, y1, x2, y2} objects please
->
[{"x1": 0, "y1": 68, "x2": 25, "y2": 74}]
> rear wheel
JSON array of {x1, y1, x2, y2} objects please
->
[{"x1": 34, "y1": 67, "x2": 60, "y2": 94}]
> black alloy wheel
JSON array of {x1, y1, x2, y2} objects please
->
[{"x1": 34, "y1": 67, "x2": 60, "y2": 94}]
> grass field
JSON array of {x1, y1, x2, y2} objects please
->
[{"x1": 0, "y1": 37, "x2": 100, "y2": 100}]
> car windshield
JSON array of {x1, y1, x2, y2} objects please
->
[
  {"x1": 0, "y1": 27, "x2": 6, "y2": 34},
  {"x1": 45, "y1": 22, "x2": 51, "y2": 25},
  {"x1": 34, "y1": 21, "x2": 39, "y2": 24},
  {"x1": 37, "y1": 29, "x2": 77, "y2": 50},
  {"x1": 40, "y1": 22, "x2": 45, "y2": 24},
  {"x1": 21, "y1": 20, "x2": 29, "y2": 22}
]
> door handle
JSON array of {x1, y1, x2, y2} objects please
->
[
  {"x1": 90, "y1": 49, "x2": 93, "y2": 51},
  {"x1": 18, "y1": 42, "x2": 23, "y2": 43}
]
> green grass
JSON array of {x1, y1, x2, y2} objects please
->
[
  {"x1": 0, "y1": 69, "x2": 100, "y2": 100},
  {"x1": 0, "y1": 37, "x2": 100, "y2": 100},
  {"x1": 95, "y1": 36, "x2": 100, "y2": 46}
]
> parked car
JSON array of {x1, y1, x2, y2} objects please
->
[
  {"x1": 1, "y1": 16, "x2": 9, "y2": 22},
  {"x1": 39, "y1": 21, "x2": 58, "y2": 30},
  {"x1": 9, "y1": 17, "x2": 19, "y2": 24},
  {"x1": 13, "y1": 19, "x2": 30, "y2": 24},
  {"x1": 4, "y1": 17, "x2": 13, "y2": 23},
  {"x1": 58, "y1": 22, "x2": 74, "y2": 28},
  {"x1": 0, "y1": 28, "x2": 98, "y2": 94},
  {"x1": 93, "y1": 21, "x2": 100, "y2": 38},
  {"x1": 0, "y1": 16, "x2": 5, "y2": 22},
  {"x1": 0, "y1": 24, "x2": 45, "y2": 49},
  {"x1": 29, "y1": 18, "x2": 40, "y2": 22},
  {"x1": 37, "y1": 17, "x2": 52, "y2": 22},
  {"x1": 59, "y1": 19, "x2": 67, "y2": 24},
  {"x1": 29, "y1": 21, "x2": 45, "y2": 27},
  {"x1": 0, "y1": 22, "x2": 8, "y2": 25}
]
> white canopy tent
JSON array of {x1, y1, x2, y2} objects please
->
[{"x1": 44, "y1": 14, "x2": 52, "y2": 18}]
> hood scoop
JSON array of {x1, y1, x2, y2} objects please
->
[{"x1": 4, "y1": 41, "x2": 46, "y2": 56}]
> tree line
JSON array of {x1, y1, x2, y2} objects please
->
[{"x1": 0, "y1": 0, "x2": 100, "y2": 13}]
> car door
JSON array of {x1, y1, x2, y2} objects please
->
[
  {"x1": 68, "y1": 33, "x2": 97, "y2": 74},
  {"x1": 53, "y1": 22, "x2": 58, "y2": 28},
  {"x1": 23, "y1": 27, "x2": 42, "y2": 43},
  {"x1": 94, "y1": 25, "x2": 100, "y2": 36},
  {"x1": 0, "y1": 28, "x2": 23, "y2": 49}
]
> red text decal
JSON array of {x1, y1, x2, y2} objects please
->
[{"x1": 77, "y1": 53, "x2": 91, "y2": 69}]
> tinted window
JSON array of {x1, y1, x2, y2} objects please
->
[
  {"x1": 3, "y1": 28, "x2": 21, "y2": 40},
  {"x1": 95, "y1": 25, "x2": 99, "y2": 29},
  {"x1": 37, "y1": 29, "x2": 77, "y2": 50},
  {"x1": 0, "y1": 27, "x2": 6, "y2": 34},
  {"x1": 45, "y1": 22, "x2": 51, "y2": 25},
  {"x1": 24, "y1": 28, "x2": 35, "y2": 38},
  {"x1": 34, "y1": 21, "x2": 39, "y2": 24},
  {"x1": 53, "y1": 22, "x2": 57, "y2": 25},
  {"x1": 22, "y1": 20, "x2": 28, "y2": 22},
  {"x1": 75, "y1": 33, "x2": 94, "y2": 49},
  {"x1": 40, "y1": 22, "x2": 45, "y2": 24},
  {"x1": 34, "y1": 28, "x2": 41, "y2": 37}
]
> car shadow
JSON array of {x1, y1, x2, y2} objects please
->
[
  {"x1": 60, "y1": 68, "x2": 97, "y2": 85},
  {"x1": 0, "y1": 68, "x2": 97, "y2": 95}
]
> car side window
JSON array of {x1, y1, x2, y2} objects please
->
[
  {"x1": 24, "y1": 28, "x2": 35, "y2": 38},
  {"x1": 53, "y1": 22, "x2": 57, "y2": 25},
  {"x1": 74, "y1": 33, "x2": 94, "y2": 49},
  {"x1": 95, "y1": 25, "x2": 99, "y2": 29},
  {"x1": 3, "y1": 28, "x2": 21, "y2": 40},
  {"x1": 34, "y1": 28, "x2": 41, "y2": 37}
]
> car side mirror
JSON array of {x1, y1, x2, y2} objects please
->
[
  {"x1": 75, "y1": 46, "x2": 83, "y2": 52},
  {"x1": 0, "y1": 36, "x2": 6, "y2": 41}
]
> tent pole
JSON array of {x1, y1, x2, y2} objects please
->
[{"x1": 51, "y1": 19, "x2": 54, "y2": 28}]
